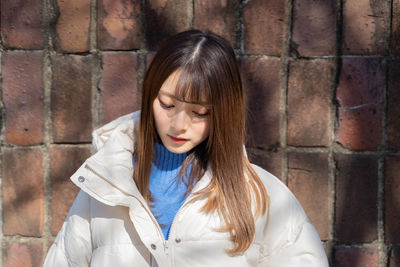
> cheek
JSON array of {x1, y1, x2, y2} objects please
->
[
  {"x1": 193, "y1": 121, "x2": 210, "y2": 140},
  {"x1": 153, "y1": 102, "x2": 167, "y2": 131}
]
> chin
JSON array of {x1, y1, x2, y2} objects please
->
[{"x1": 165, "y1": 145, "x2": 191, "y2": 154}]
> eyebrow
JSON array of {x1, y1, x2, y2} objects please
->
[{"x1": 158, "y1": 90, "x2": 212, "y2": 107}]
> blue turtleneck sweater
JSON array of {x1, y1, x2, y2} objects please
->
[{"x1": 149, "y1": 142, "x2": 191, "y2": 239}]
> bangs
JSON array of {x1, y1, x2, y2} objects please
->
[{"x1": 173, "y1": 67, "x2": 212, "y2": 106}]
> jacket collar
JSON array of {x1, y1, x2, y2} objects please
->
[{"x1": 70, "y1": 111, "x2": 212, "y2": 207}]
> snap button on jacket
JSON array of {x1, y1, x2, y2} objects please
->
[{"x1": 44, "y1": 111, "x2": 329, "y2": 267}]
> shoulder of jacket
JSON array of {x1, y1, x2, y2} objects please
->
[
  {"x1": 251, "y1": 163, "x2": 309, "y2": 233},
  {"x1": 251, "y1": 164, "x2": 327, "y2": 263},
  {"x1": 92, "y1": 111, "x2": 141, "y2": 152},
  {"x1": 250, "y1": 164, "x2": 301, "y2": 206}
]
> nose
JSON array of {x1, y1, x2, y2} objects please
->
[{"x1": 171, "y1": 110, "x2": 189, "y2": 133}]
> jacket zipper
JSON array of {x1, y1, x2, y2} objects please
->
[
  {"x1": 168, "y1": 176, "x2": 209, "y2": 243},
  {"x1": 168, "y1": 201, "x2": 189, "y2": 241},
  {"x1": 166, "y1": 204, "x2": 185, "y2": 267},
  {"x1": 166, "y1": 188, "x2": 201, "y2": 267},
  {"x1": 84, "y1": 163, "x2": 210, "y2": 263}
]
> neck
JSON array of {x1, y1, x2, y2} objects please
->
[{"x1": 153, "y1": 142, "x2": 188, "y2": 170}]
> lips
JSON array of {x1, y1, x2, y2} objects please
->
[{"x1": 168, "y1": 135, "x2": 188, "y2": 143}]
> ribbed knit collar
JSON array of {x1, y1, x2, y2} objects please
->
[{"x1": 153, "y1": 142, "x2": 188, "y2": 170}]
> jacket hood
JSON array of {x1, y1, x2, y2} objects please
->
[
  {"x1": 70, "y1": 112, "x2": 144, "y2": 205},
  {"x1": 92, "y1": 112, "x2": 140, "y2": 153}
]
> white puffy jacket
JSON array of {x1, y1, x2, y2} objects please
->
[{"x1": 44, "y1": 111, "x2": 329, "y2": 267}]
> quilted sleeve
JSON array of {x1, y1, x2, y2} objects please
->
[
  {"x1": 43, "y1": 190, "x2": 92, "y2": 267},
  {"x1": 259, "y1": 219, "x2": 329, "y2": 266},
  {"x1": 253, "y1": 163, "x2": 329, "y2": 267}
]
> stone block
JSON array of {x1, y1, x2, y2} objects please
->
[
  {"x1": 241, "y1": 58, "x2": 281, "y2": 148},
  {"x1": 2, "y1": 148, "x2": 44, "y2": 236},
  {"x1": 51, "y1": 55, "x2": 92, "y2": 143},
  {"x1": 100, "y1": 52, "x2": 139, "y2": 124},
  {"x1": 243, "y1": 0, "x2": 286, "y2": 55},
  {"x1": 3, "y1": 52, "x2": 44, "y2": 145},
  {"x1": 288, "y1": 152, "x2": 330, "y2": 240}
]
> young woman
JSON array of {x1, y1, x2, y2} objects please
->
[{"x1": 44, "y1": 30, "x2": 328, "y2": 266}]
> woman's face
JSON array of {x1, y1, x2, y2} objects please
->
[{"x1": 153, "y1": 71, "x2": 210, "y2": 154}]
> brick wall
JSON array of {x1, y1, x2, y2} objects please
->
[{"x1": 0, "y1": 0, "x2": 398, "y2": 266}]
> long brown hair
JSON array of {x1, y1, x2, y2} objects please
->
[{"x1": 133, "y1": 30, "x2": 269, "y2": 254}]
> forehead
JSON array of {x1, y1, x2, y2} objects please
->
[
  {"x1": 159, "y1": 70, "x2": 180, "y2": 96},
  {"x1": 159, "y1": 69, "x2": 211, "y2": 106}
]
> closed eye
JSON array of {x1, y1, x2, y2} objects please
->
[
  {"x1": 192, "y1": 111, "x2": 209, "y2": 118},
  {"x1": 159, "y1": 98, "x2": 174, "y2": 109}
]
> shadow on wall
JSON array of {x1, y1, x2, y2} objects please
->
[
  {"x1": 333, "y1": 1, "x2": 388, "y2": 264},
  {"x1": 1, "y1": 0, "x2": 393, "y2": 266},
  {"x1": 55, "y1": 2, "x2": 388, "y2": 267},
  {"x1": 144, "y1": 6, "x2": 173, "y2": 51},
  {"x1": 280, "y1": 0, "x2": 386, "y2": 266},
  {"x1": 144, "y1": 1, "x2": 190, "y2": 51}
]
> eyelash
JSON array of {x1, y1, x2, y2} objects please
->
[
  {"x1": 192, "y1": 111, "x2": 209, "y2": 118},
  {"x1": 159, "y1": 100, "x2": 174, "y2": 109},
  {"x1": 159, "y1": 98, "x2": 209, "y2": 118}
]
